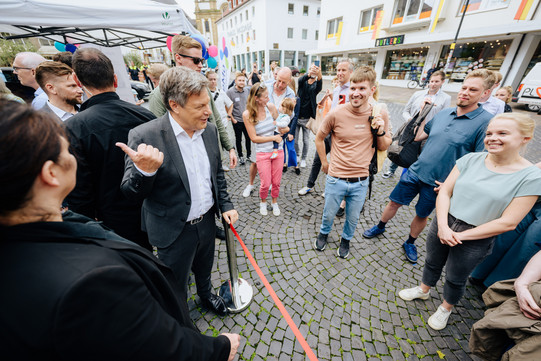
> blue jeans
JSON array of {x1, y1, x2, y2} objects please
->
[{"x1": 320, "y1": 175, "x2": 369, "y2": 240}]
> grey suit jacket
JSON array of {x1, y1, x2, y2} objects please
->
[
  {"x1": 39, "y1": 102, "x2": 62, "y2": 122},
  {"x1": 120, "y1": 114, "x2": 234, "y2": 248}
]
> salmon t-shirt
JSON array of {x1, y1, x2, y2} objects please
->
[{"x1": 319, "y1": 103, "x2": 374, "y2": 178}]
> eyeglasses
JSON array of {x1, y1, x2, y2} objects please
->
[
  {"x1": 176, "y1": 53, "x2": 206, "y2": 65},
  {"x1": 13, "y1": 66, "x2": 32, "y2": 72}
]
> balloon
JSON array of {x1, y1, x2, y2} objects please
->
[
  {"x1": 224, "y1": 47, "x2": 229, "y2": 58},
  {"x1": 219, "y1": 49, "x2": 224, "y2": 60},
  {"x1": 207, "y1": 57, "x2": 218, "y2": 69},
  {"x1": 208, "y1": 45, "x2": 218, "y2": 58},
  {"x1": 74, "y1": 44, "x2": 80, "y2": 48},
  {"x1": 191, "y1": 36, "x2": 208, "y2": 59},
  {"x1": 54, "y1": 41, "x2": 66, "y2": 52},
  {"x1": 65, "y1": 44, "x2": 77, "y2": 53},
  {"x1": 166, "y1": 36, "x2": 173, "y2": 52},
  {"x1": 222, "y1": 37, "x2": 226, "y2": 49}
]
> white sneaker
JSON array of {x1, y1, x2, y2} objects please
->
[
  {"x1": 222, "y1": 164, "x2": 230, "y2": 171},
  {"x1": 300, "y1": 159, "x2": 307, "y2": 168},
  {"x1": 260, "y1": 202, "x2": 268, "y2": 216},
  {"x1": 398, "y1": 286, "x2": 430, "y2": 301},
  {"x1": 242, "y1": 184, "x2": 254, "y2": 198},
  {"x1": 272, "y1": 203, "x2": 280, "y2": 216},
  {"x1": 322, "y1": 192, "x2": 325, "y2": 198},
  {"x1": 298, "y1": 186, "x2": 312, "y2": 195},
  {"x1": 428, "y1": 305, "x2": 452, "y2": 330}
]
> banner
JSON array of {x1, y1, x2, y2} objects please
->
[
  {"x1": 371, "y1": 10, "x2": 384, "y2": 40},
  {"x1": 219, "y1": 36, "x2": 232, "y2": 92},
  {"x1": 514, "y1": 0, "x2": 534, "y2": 20},
  {"x1": 335, "y1": 21, "x2": 343, "y2": 45},
  {"x1": 430, "y1": 0, "x2": 445, "y2": 33}
]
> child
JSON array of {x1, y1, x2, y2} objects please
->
[
  {"x1": 494, "y1": 86, "x2": 513, "y2": 113},
  {"x1": 271, "y1": 98, "x2": 295, "y2": 160}
]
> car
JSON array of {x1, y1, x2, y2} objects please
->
[
  {"x1": 130, "y1": 80, "x2": 151, "y2": 101},
  {"x1": 288, "y1": 66, "x2": 300, "y2": 77},
  {"x1": 1, "y1": 67, "x2": 34, "y2": 103}
]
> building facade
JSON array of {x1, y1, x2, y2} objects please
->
[
  {"x1": 315, "y1": 0, "x2": 541, "y2": 91},
  {"x1": 194, "y1": 0, "x2": 225, "y2": 46},
  {"x1": 216, "y1": 0, "x2": 321, "y2": 74}
]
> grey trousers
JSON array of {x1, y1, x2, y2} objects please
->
[
  {"x1": 294, "y1": 119, "x2": 310, "y2": 160},
  {"x1": 422, "y1": 214, "x2": 495, "y2": 305}
]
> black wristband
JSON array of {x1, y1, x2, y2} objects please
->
[{"x1": 376, "y1": 131, "x2": 386, "y2": 137}]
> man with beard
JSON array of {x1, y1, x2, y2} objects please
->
[
  {"x1": 363, "y1": 70, "x2": 494, "y2": 264},
  {"x1": 35, "y1": 61, "x2": 83, "y2": 122},
  {"x1": 313, "y1": 66, "x2": 391, "y2": 259}
]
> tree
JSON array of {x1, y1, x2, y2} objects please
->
[
  {"x1": 0, "y1": 39, "x2": 37, "y2": 67},
  {"x1": 123, "y1": 51, "x2": 142, "y2": 68}
]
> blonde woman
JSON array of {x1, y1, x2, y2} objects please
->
[
  {"x1": 244, "y1": 82, "x2": 288, "y2": 216},
  {"x1": 399, "y1": 113, "x2": 541, "y2": 330}
]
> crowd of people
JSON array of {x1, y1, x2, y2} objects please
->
[{"x1": 1, "y1": 33, "x2": 541, "y2": 360}]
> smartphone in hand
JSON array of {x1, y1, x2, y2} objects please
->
[{"x1": 314, "y1": 60, "x2": 320, "y2": 67}]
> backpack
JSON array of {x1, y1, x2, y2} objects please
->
[{"x1": 387, "y1": 102, "x2": 434, "y2": 168}]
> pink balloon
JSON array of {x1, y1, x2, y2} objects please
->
[
  {"x1": 222, "y1": 37, "x2": 226, "y2": 49},
  {"x1": 166, "y1": 36, "x2": 173, "y2": 52},
  {"x1": 208, "y1": 45, "x2": 218, "y2": 58}
]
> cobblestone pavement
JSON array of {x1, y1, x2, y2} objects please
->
[{"x1": 182, "y1": 99, "x2": 539, "y2": 361}]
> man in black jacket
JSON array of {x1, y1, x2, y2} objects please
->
[
  {"x1": 65, "y1": 48, "x2": 155, "y2": 250},
  {"x1": 295, "y1": 64, "x2": 322, "y2": 167}
]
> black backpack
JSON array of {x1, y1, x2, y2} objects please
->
[{"x1": 387, "y1": 102, "x2": 434, "y2": 168}]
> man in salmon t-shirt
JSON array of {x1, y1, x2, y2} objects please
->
[{"x1": 313, "y1": 66, "x2": 391, "y2": 259}]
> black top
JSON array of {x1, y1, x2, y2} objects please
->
[
  {"x1": 64, "y1": 92, "x2": 155, "y2": 248},
  {"x1": 504, "y1": 103, "x2": 512, "y2": 113},
  {"x1": 297, "y1": 74, "x2": 323, "y2": 119},
  {"x1": 0, "y1": 212, "x2": 230, "y2": 361}
]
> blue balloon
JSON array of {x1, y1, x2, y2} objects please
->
[
  {"x1": 224, "y1": 47, "x2": 229, "y2": 58},
  {"x1": 54, "y1": 41, "x2": 66, "y2": 52},
  {"x1": 207, "y1": 57, "x2": 218, "y2": 69},
  {"x1": 65, "y1": 44, "x2": 77, "y2": 53}
]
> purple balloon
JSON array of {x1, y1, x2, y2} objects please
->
[
  {"x1": 65, "y1": 44, "x2": 77, "y2": 53},
  {"x1": 224, "y1": 47, "x2": 229, "y2": 58}
]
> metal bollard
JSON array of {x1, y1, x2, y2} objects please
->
[{"x1": 218, "y1": 219, "x2": 253, "y2": 313}]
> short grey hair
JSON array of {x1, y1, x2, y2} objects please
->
[
  {"x1": 159, "y1": 67, "x2": 209, "y2": 110},
  {"x1": 14, "y1": 52, "x2": 47, "y2": 68},
  {"x1": 337, "y1": 58, "x2": 355, "y2": 72}
]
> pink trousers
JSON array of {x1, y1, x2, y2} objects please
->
[{"x1": 256, "y1": 150, "x2": 284, "y2": 200}]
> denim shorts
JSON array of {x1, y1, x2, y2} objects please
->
[{"x1": 389, "y1": 169, "x2": 437, "y2": 218}]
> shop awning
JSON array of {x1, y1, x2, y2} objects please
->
[{"x1": 0, "y1": 0, "x2": 199, "y2": 49}]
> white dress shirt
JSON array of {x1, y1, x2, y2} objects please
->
[
  {"x1": 210, "y1": 89, "x2": 233, "y2": 126},
  {"x1": 331, "y1": 81, "x2": 350, "y2": 109},
  {"x1": 46, "y1": 101, "x2": 76, "y2": 122},
  {"x1": 480, "y1": 96, "x2": 505, "y2": 115},
  {"x1": 402, "y1": 88, "x2": 452, "y2": 123}
]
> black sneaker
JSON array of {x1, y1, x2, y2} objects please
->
[
  {"x1": 313, "y1": 232, "x2": 328, "y2": 251},
  {"x1": 336, "y1": 207, "x2": 345, "y2": 217},
  {"x1": 239, "y1": 157, "x2": 245, "y2": 165},
  {"x1": 337, "y1": 238, "x2": 350, "y2": 258}
]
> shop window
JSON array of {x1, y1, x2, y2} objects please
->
[
  {"x1": 393, "y1": 0, "x2": 434, "y2": 24},
  {"x1": 303, "y1": 5, "x2": 309, "y2": 16},
  {"x1": 438, "y1": 39, "x2": 512, "y2": 82},
  {"x1": 288, "y1": 3, "x2": 294, "y2": 14},
  {"x1": 287, "y1": 28, "x2": 294, "y2": 39},
  {"x1": 285, "y1": 51, "x2": 295, "y2": 67},
  {"x1": 359, "y1": 6, "x2": 383, "y2": 32},
  {"x1": 458, "y1": 0, "x2": 510, "y2": 14},
  {"x1": 382, "y1": 47, "x2": 430, "y2": 80},
  {"x1": 327, "y1": 17, "x2": 343, "y2": 39},
  {"x1": 348, "y1": 53, "x2": 377, "y2": 68},
  {"x1": 302, "y1": 29, "x2": 308, "y2": 40},
  {"x1": 321, "y1": 55, "x2": 340, "y2": 76}
]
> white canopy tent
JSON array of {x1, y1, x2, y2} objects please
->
[{"x1": 0, "y1": 0, "x2": 198, "y2": 49}]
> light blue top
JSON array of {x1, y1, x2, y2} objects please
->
[
  {"x1": 32, "y1": 87, "x2": 48, "y2": 110},
  {"x1": 254, "y1": 107, "x2": 281, "y2": 153},
  {"x1": 275, "y1": 113, "x2": 290, "y2": 128},
  {"x1": 449, "y1": 152, "x2": 541, "y2": 226},
  {"x1": 409, "y1": 105, "x2": 493, "y2": 186}
]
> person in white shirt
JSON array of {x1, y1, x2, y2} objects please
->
[
  {"x1": 12, "y1": 52, "x2": 48, "y2": 109},
  {"x1": 35, "y1": 61, "x2": 83, "y2": 122},
  {"x1": 479, "y1": 70, "x2": 505, "y2": 115},
  {"x1": 206, "y1": 70, "x2": 235, "y2": 170},
  {"x1": 383, "y1": 70, "x2": 452, "y2": 178}
]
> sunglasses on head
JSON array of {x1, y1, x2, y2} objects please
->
[
  {"x1": 255, "y1": 82, "x2": 267, "y2": 95},
  {"x1": 176, "y1": 53, "x2": 206, "y2": 65}
]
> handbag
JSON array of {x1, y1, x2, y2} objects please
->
[
  {"x1": 371, "y1": 103, "x2": 387, "y2": 173},
  {"x1": 307, "y1": 97, "x2": 331, "y2": 135}
]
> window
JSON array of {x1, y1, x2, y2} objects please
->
[
  {"x1": 253, "y1": 30, "x2": 256, "y2": 41},
  {"x1": 241, "y1": 34, "x2": 244, "y2": 43},
  {"x1": 326, "y1": 17, "x2": 342, "y2": 38},
  {"x1": 393, "y1": 0, "x2": 434, "y2": 24},
  {"x1": 252, "y1": 6, "x2": 255, "y2": 16},
  {"x1": 246, "y1": 10, "x2": 248, "y2": 20},
  {"x1": 287, "y1": 28, "x2": 294, "y2": 39},
  {"x1": 315, "y1": 30, "x2": 319, "y2": 40},
  {"x1": 240, "y1": 13, "x2": 242, "y2": 22},
  {"x1": 458, "y1": 0, "x2": 510, "y2": 14},
  {"x1": 204, "y1": 20, "x2": 210, "y2": 32},
  {"x1": 288, "y1": 3, "x2": 294, "y2": 14},
  {"x1": 38, "y1": 38, "x2": 54, "y2": 46},
  {"x1": 359, "y1": 6, "x2": 383, "y2": 32},
  {"x1": 302, "y1": 29, "x2": 308, "y2": 40},
  {"x1": 230, "y1": 19, "x2": 233, "y2": 28},
  {"x1": 317, "y1": 7, "x2": 321, "y2": 16},
  {"x1": 303, "y1": 5, "x2": 309, "y2": 16},
  {"x1": 235, "y1": 16, "x2": 237, "y2": 24}
]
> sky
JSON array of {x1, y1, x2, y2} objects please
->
[{"x1": 175, "y1": 0, "x2": 196, "y2": 18}]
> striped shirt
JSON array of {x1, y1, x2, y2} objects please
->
[{"x1": 254, "y1": 108, "x2": 281, "y2": 153}]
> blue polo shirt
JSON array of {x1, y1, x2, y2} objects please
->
[{"x1": 409, "y1": 105, "x2": 493, "y2": 186}]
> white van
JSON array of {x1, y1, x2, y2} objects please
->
[{"x1": 516, "y1": 62, "x2": 541, "y2": 112}]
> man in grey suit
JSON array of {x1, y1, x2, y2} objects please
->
[{"x1": 118, "y1": 67, "x2": 239, "y2": 316}]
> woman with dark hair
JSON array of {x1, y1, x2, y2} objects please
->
[{"x1": 0, "y1": 100, "x2": 239, "y2": 360}]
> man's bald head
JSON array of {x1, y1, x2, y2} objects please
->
[
  {"x1": 12, "y1": 52, "x2": 47, "y2": 89},
  {"x1": 14, "y1": 52, "x2": 47, "y2": 69},
  {"x1": 275, "y1": 67, "x2": 292, "y2": 93}
]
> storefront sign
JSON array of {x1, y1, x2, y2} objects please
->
[{"x1": 375, "y1": 35, "x2": 405, "y2": 47}]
